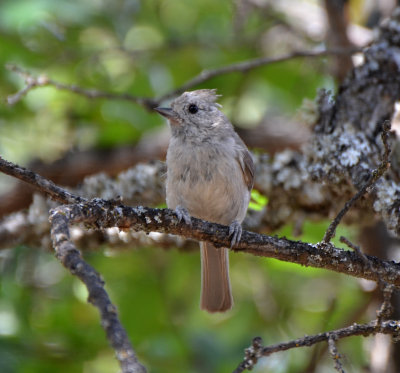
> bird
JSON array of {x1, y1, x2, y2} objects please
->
[{"x1": 155, "y1": 89, "x2": 254, "y2": 312}]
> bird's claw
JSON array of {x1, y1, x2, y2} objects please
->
[
  {"x1": 228, "y1": 220, "x2": 242, "y2": 248},
  {"x1": 175, "y1": 205, "x2": 192, "y2": 225}
]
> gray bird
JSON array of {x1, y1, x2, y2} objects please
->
[{"x1": 155, "y1": 89, "x2": 254, "y2": 313}]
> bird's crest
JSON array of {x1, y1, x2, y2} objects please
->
[{"x1": 180, "y1": 89, "x2": 222, "y2": 107}]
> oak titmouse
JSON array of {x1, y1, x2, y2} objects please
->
[{"x1": 155, "y1": 89, "x2": 254, "y2": 313}]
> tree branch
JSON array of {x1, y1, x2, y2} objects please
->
[
  {"x1": 0, "y1": 155, "x2": 85, "y2": 205},
  {"x1": 232, "y1": 320, "x2": 400, "y2": 373},
  {"x1": 156, "y1": 47, "x2": 361, "y2": 102},
  {"x1": 340, "y1": 235, "x2": 395, "y2": 324},
  {"x1": 5, "y1": 65, "x2": 157, "y2": 110},
  {"x1": 50, "y1": 208, "x2": 146, "y2": 373},
  {"x1": 323, "y1": 0, "x2": 354, "y2": 82},
  {"x1": 46, "y1": 198, "x2": 400, "y2": 288},
  {"x1": 328, "y1": 335, "x2": 346, "y2": 373},
  {"x1": 6, "y1": 47, "x2": 360, "y2": 109},
  {"x1": 1, "y1": 153, "x2": 400, "y2": 287}
]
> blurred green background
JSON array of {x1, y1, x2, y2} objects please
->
[{"x1": 0, "y1": 0, "x2": 388, "y2": 372}]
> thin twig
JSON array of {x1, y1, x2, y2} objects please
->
[
  {"x1": 339, "y1": 236, "x2": 372, "y2": 271},
  {"x1": 377, "y1": 284, "x2": 395, "y2": 325},
  {"x1": 157, "y1": 47, "x2": 362, "y2": 102},
  {"x1": 5, "y1": 65, "x2": 157, "y2": 110},
  {"x1": 328, "y1": 335, "x2": 346, "y2": 373},
  {"x1": 6, "y1": 47, "x2": 360, "y2": 108},
  {"x1": 340, "y1": 236, "x2": 394, "y2": 324},
  {"x1": 233, "y1": 320, "x2": 400, "y2": 373},
  {"x1": 322, "y1": 121, "x2": 392, "y2": 243}
]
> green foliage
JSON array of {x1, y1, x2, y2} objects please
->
[
  {"x1": 249, "y1": 189, "x2": 268, "y2": 211},
  {"x1": 0, "y1": 0, "x2": 373, "y2": 372},
  {"x1": 0, "y1": 0, "x2": 329, "y2": 163}
]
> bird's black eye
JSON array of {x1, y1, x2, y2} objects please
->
[{"x1": 188, "y1": 104, "x2": 198, "y2": 114}]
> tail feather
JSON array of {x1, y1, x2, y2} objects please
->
[{"x1": 200, "y1": 242, "x2": 233, "y2": 312}]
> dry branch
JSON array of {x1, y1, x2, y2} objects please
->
[
  {"x1": 156, "y1": 47, "x2": 361, "y2": 102},
  {"x1": 233, "y1": 320, "x2": 400, "y2": 373},
  {"x1": 0, "y1": 155, "x2": 85, "y2": 204},
  {"x1": 328, "y1": 336, "x2": 346, "y2": 373},
  {"x1": 6, "y1": 64, "x2": 157, "y2": 110},
  {"x1": 47, "y1": 199, "x2": 400, "y2": 287}
]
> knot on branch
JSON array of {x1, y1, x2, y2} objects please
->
[{"x1": 235, "y1": 337, "x2": 264, "y2": 373}]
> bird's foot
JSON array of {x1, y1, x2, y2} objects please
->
[
  {"x1": 175, "y1": 205, "x2": 192, "y2": 225},
  {"x1": 228, "y1": 220, "x2": 242, "y2": 248}
]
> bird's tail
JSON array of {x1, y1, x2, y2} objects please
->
[{"x1": 200, "y1": 242, "x2": 233, "y2": 312}]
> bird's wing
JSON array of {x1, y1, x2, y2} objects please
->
[{"x1": 235, "y1": 138, "x2": 255, "y2": 191}]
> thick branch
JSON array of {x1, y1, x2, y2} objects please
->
[{"x1": 49, "y1": 200, "x2": 400, "y2": 288}]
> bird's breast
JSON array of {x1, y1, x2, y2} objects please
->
[{"x1": 166, "y1": 141, "x2": 249, "y2": 224}]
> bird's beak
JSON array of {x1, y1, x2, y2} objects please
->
[
  {"x1": 154, "y1": 107, "x2": 176, "y2": 119},
  {"x1": 154, "y1": 107, "x2": 180, "y2": 125}
]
